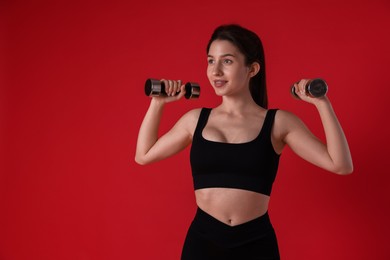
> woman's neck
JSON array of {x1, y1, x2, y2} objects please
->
[{"x1": 218, "y1": 95, "x2": 261, "y2": 115}]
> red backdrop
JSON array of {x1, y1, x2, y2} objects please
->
[{"x1": 2, "y1": 0, "x2": 390, "y2": 259}]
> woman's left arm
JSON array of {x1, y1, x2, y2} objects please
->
[{"x1": 281, "y1": 80, "x2": 353, "y2": 175}]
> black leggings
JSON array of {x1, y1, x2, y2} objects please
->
[{"x1": 181, "y1": 207, "x2": 280, "y2": 260}]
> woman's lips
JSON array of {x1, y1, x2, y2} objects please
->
[{"x1": 214, "y1": 80, "x2": 227, "y2": 87}]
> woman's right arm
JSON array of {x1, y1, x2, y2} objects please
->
[{"x1": 135, "y1": 80, "x2": 199, "y2": 165}]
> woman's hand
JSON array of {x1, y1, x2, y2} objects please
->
[
  {"x1": 153, "y1": 79, "x2": 186, "y2": 104},
  {"x1": 293, "y1": 79, "x2": 327, "y2": 105}
]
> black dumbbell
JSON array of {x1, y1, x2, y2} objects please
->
[
  {"x1": 145, "y1": 79, "x2": 200, "y2": 99},
  {"x1": 291, "y1": 78, "x2": 328, "y2": 99}
]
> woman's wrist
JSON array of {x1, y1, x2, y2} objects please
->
[
  {"x1": 150, "y1": 97, "x2": 167, "y2": 108},
  {"x1": 313, "y1": 96, "x2": 331, "y2": 109}
]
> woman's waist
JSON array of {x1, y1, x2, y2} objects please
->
[{"x1": 194, "y1": 187, "x2": 270, "y2": 226}]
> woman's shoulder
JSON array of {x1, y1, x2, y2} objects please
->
[
  {"x1": 272, "y1": 108, "x2": 305, "y2": 134},
  {"x1": 181, "y1": 107, "x2": 215, "y2": 119},
  {"x1": 272, "y1": 108, "x2": 297, "y2": 119},
  {"x1": 177, "y1": 107, "x2": 205, "y2": 125},
  {"x1": 176, "y1": 108, "x2": 208, "y2": 136},
  {"x1": 181, "y1": 107, "x2": 202, "y2": 119}
]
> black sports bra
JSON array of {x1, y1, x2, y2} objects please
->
[{"x1": 190, "y1": 108, "x2": 280, "y2": 196}]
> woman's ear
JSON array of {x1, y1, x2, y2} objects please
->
[{"x1": 249, "y1": 62, "x2": 260, "y2": 78}]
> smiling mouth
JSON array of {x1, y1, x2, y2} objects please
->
[{"x1": 214, "y1": 80, "x2": 227, "y2": 87}]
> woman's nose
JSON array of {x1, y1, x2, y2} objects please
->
[{"x1": 212, "y1": 63, "x2": 223, "y2": 76}]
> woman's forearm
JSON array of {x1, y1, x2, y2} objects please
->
[
  {"x1": 315, "y1": 97, "x2": 353, "y2": 174},
  {"x1": 135, "y1": 99, "x2": 165, "y2": 165}
]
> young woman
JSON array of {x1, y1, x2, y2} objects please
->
[{"x1": 135, "y1": 24, "x2": 353, "y2": 260}]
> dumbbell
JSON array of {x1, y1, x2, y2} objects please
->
[
  {"x1": 291, "y1": 78, "x2": 328, "y2": 99},
  {"x1": 145, "y1": 79, "x2": 200, "y2": 99}
]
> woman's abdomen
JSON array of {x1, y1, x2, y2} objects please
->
[{"x1": 194, "y1": 188, "x2": 270, "y2": 226}]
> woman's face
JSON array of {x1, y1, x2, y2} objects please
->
[{"x1": 207, "y1": 39, "x2": 253, "y2": 97}]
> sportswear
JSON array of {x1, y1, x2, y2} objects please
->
[{"x1": 190, "y1": 108, "x2": 280, "y2": 196}]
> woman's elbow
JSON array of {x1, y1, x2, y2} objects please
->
[
  {"x1": 335, "y1": 164, "x2": 354, "y2": 175},
  {"x1": 134, "y1": 155, "x2": 148, "y2": 165}
]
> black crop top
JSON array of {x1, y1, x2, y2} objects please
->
[{"x1": 190, "y1": 108, "x2": 280, "y2": 196}]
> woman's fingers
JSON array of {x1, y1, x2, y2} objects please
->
[
  {"x1": 156, "y1": 79, "x2": 186, "y2": 102},
  {"x1": 294, "y1": 79, "x2": 322, "y2": 104},
  {"x1": 161, "y1": 79, "x2": 182, "y2": 96},
  {"x1": 294, "y1": 79, "x2": 308, "y2": 99}
]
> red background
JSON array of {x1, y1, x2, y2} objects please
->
[{"x1": 1, "y1": 0, "x2": 390, "y2": 259}]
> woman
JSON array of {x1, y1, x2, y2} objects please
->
[{"x1": 135, "y1": 24, "x2": 353, "y2": 260}]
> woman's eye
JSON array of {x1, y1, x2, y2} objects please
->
[
  {"x1": 223, "y1": 59, "x2": 232, "y2": 64},
  {"x1": 207, "y1": 59, "x2": 214, "y2": 64}
]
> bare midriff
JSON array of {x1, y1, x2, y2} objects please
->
[{"x1": 195, "y1": 188, "x2": 270, "y2": 226}]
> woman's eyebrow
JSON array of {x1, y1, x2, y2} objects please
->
[{"x1": 207, "y1": 54, "x2": 236, "y2": 58}]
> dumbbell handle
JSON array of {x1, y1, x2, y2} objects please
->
[
  {"x1": 145, "y1": 79, "x2": 200, "y2": 99},
  {"x1": 291, "y1": 78, "x2": 328, "y2": 99}
]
